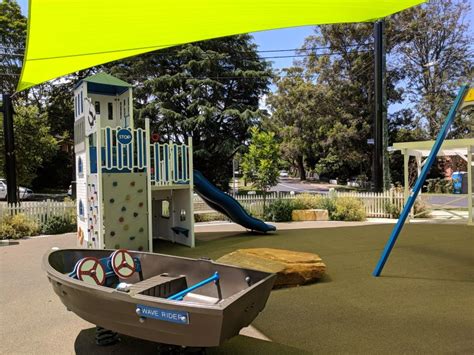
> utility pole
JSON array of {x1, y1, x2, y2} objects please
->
[
  {"x1": 373, "y1": 20, "x2": 386, "y2": 192},
  {"x1": 1, "y1": 94, "x2": 18, "y2": 204}
]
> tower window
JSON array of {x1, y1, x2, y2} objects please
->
[
  {"x1": 80, "y1": 91, "x2": 83, "y2": 113},
  {"x1": 108, "y1": 102, "x2": 113, "y2": 120}
]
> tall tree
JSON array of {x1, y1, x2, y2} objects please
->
[
  {"x1": 268, "y1": 23, "x2": 404, "y2": 183},
  {"x1": 107, "y1": 35, "x2": 272, "y2": 190},
  {"x1": 394, "y1": 0, "x2": 473, "y2": 138},
  {"x1": 0, "y1": 103, "x2": 57, "y2": 186},
  {"x1": 0, "y1": 0, "x2": 26, "y2": 94},
  {"x1": 266, "y1": 67, "x2": 328, "y2": 180},
  {"x1": 241, "y1": 127, "x2": 280, "y2": 209}
]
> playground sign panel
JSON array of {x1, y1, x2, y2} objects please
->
[
  {"x1": 117, "y1": 129, "x2": 133, "y2": 145},
  {"x1": 136, "y1": 304, "x2": 189, "y2": 324}
]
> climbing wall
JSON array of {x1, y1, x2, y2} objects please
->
[
  {"x1": 86, "y1": 175, "x2": 101, "y2": 248},
  {"x1": 102, "y1": 173, "x2": 149, "y2": 251}
]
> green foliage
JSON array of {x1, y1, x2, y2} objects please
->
[
  {"x1": 395, "y1": 0, "x2": 473, "y2": 139},
  {"x1": 0, "y1": 0, "x2": 27, "y2": 93},
  {"x1": 292, "y1": 193, "x2": 336, "y2": 216},
  {"x1": 41, "y1": 215, "x2": 76, "y2": 235},
  {"x1": 194, "y1": 212, "x2": 226, "y2": 223},
  {"x1": 265, "y1": 199, "x2": 294, "y2": 222},
  {"x1": 0, "y1": 104, "x2": 57, "y2": 186},
  {"x1": 414, "y1": 200, "x2": 432, "y2": 219},
  {"x1": 384, "y1": 202, "x2": 401, "y2": 219},
  {"x1": 425, "y1": 178, "x2": 453, "y2": 194},
  {"x1": 0, "y1": 214, "x2": 40, "y2": 240},
  {"x1": 331, "y1": 197, "x2": 366, "y2": 221},
  {"x1": 107, "y1": 35, "x2": 271, "y2": 190},
  {"x1": 266, "y1": 194, "x2": 364, "y2": 222},
  {"x1": 242, "y1": 127, "x2": 280, "y2": 197}
]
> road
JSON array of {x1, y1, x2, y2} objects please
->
[{"x1": 269, "y1": 178, "x2": 331, "y2": 193}]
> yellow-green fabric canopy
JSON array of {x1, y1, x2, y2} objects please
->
[{"x1": 17, "y1": 0, "x2": 425, "y2": 92}]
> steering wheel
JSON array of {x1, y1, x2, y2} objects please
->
[
  {"x1": 111, "y1": 249, "x2": 136, "y2": 279},
  {"x1": 76, "y1": 257, "x2": 106, "y2": 286}
]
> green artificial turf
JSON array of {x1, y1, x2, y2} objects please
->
[{"x1": 154, "y1": 224, "x2": 474, "y2": 354}]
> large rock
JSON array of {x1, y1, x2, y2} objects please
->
[
  {"x1": 217, "y1": 248, "x2": 326, "y2": 288},
  {"x1": 292, "y1": 209, "x2": 329, "y2": 221}
]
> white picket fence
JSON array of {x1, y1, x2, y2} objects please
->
[
  {"x1": 0, "y1": 200, "x2": 76, "y2": 225},
  {"x1": 335, "y1": 190, "x2": 405, "y2": 218},
  {"x1": 0, "y1": 189, "x2": 405, "y2": 225},
  {"x1": 194, "y1": 189, "x2": 405, "y2": 218}
]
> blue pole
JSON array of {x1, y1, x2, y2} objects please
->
[
  {"x1": 168, "y1": 272, "x2": 220, "y2": 301},
  {"x1": 373, "y1": 85, "x2": 469, "y2": 277}
]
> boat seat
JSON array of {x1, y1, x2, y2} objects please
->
[
  {"x1": 171, "y1": 226, "x2": 189, "y2": 238},
  {"x1": 129, "y1": 274, "x2": 187, "y2": 298}
]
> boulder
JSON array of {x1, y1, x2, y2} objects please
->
[
  {"x1": 217, "y1": 248, "x2": 326, "y2": 288},
  {"x1": 292, "y1": 209, "x2": 329, "y2": 221}
]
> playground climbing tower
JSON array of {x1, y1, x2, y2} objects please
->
[{"x1": 73, "y1": 73, "x2": 194, "y2": 251}]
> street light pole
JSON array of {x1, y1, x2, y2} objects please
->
[
  {"x1": 1, "y1": 94, "x2": 18, "y2": 204},
  {"x1": 374, "y1": 20, "x2": 386, "y2": 192}
]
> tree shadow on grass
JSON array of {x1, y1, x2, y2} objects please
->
[{"x1": 74, "y1": 328, "x2": 308, "y2": 354}]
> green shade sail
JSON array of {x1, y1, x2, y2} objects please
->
[{"x1": 17, "y1": 0, "x2": 425, "y2": 92}]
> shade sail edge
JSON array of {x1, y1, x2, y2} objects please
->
[{"x1": 17, "y1": 0, "x2": 426, "y2": 92}]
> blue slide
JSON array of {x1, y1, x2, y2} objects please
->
[{"x1": 193, "y1": 170, "x2": 276, "y2": 233}]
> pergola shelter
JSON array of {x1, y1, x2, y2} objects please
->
[{"x1": 394, "y1": 138, "x2": 474, "y2": 225}]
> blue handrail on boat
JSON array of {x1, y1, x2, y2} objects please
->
[{"x1": 168, "y1": 272, "x2": 220, "y2": 301}]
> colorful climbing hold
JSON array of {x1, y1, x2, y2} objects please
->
[
  {"x1": 125, "y1": 195, "x2": 131, "y2": 201},
  {"x1": 115, "y1": 244, "x2": 120, "y2": 249},
  {"x1": 138, "y1": 246, "x2": 144, "y2": 251},
  {"x1": 121, "y1": 206, "x2": 126, "y2": 212},
  {"x1": 110, "y1": 198, "x2": 115, "y2": 203},
  {"x1": 119, "y1": 217, "x2": 124, "y2": 223},
  {"x1": 137, "y1": 188, "x2": 143, "y2": 193},
  {"x1": 123, "y1": 225, "x2": 129, "y2": 231},
  {"x1": 138, "y1": 202, "x2": 144, "y2": 207},
  {"x1": 130, "y1": 181, "x2": 136, "y2": 187},
  {"x1": 129, "y1": 236, "x2": 135, "y2": 241},
  {"x1": 110, "y1": 231, "x2": 115, "y2": 236},
  {"x1": 139, "y1": 227, "x2": 144, "y2": 233},
  {"x1": 113, "y1": 181, "x2": 118, "y2": 187},
  {"x1": 133, "y1": 212, "x2": 138, "y2": 217}
]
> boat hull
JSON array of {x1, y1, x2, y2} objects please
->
[{"x1": 44, "y1": 249, "x2": 275, "y2": 347}]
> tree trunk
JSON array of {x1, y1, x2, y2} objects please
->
[{"x1": 297, "y1": 155, "x2": 306, "y2": 181}]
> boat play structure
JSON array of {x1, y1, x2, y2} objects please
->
[
  {"x1": 44, "y1": 248, "x2": 276, "y2": 347},
  {"x1": 73, "y1": 72, "x2": 275, "y2": 252}
]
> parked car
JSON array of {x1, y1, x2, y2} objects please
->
[
  {"x1": 0, "y1": 179, "x2": 34, "y2": 200},
  {"x1": 279, "y1": 170, "x2": 289, "y2": 178}
]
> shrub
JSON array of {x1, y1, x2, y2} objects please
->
[
  {"x1": 194, "y1": 212, "x2": 226, "y2": 223},
  {"x1": 41, "y1": 215, "x2": 76, "y2": 235},
  {"x1": 0, "y1": 214, "x2": 40, "y2": 239},
  {"x1": 265, "y1": 199, "x2": 294, "y2": 222},
  {"x1": 292, "y1": 194, "x2": 322, "y2": 209},
  {"x1": 426, "y1": 178, "x2": 453, "y2": 193},
  {"x1": 293, "y1": 194, "x2": 337, "y2": 216},
  {"x1": 331, "y1": 197, "x2": 366, "y2": 221},
  {"x1": 384, "y1": 202, "x2": 401, "y2": 218},
  {"x1": 414, "y1": 200, "x2": 431, "y2": 218}
]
